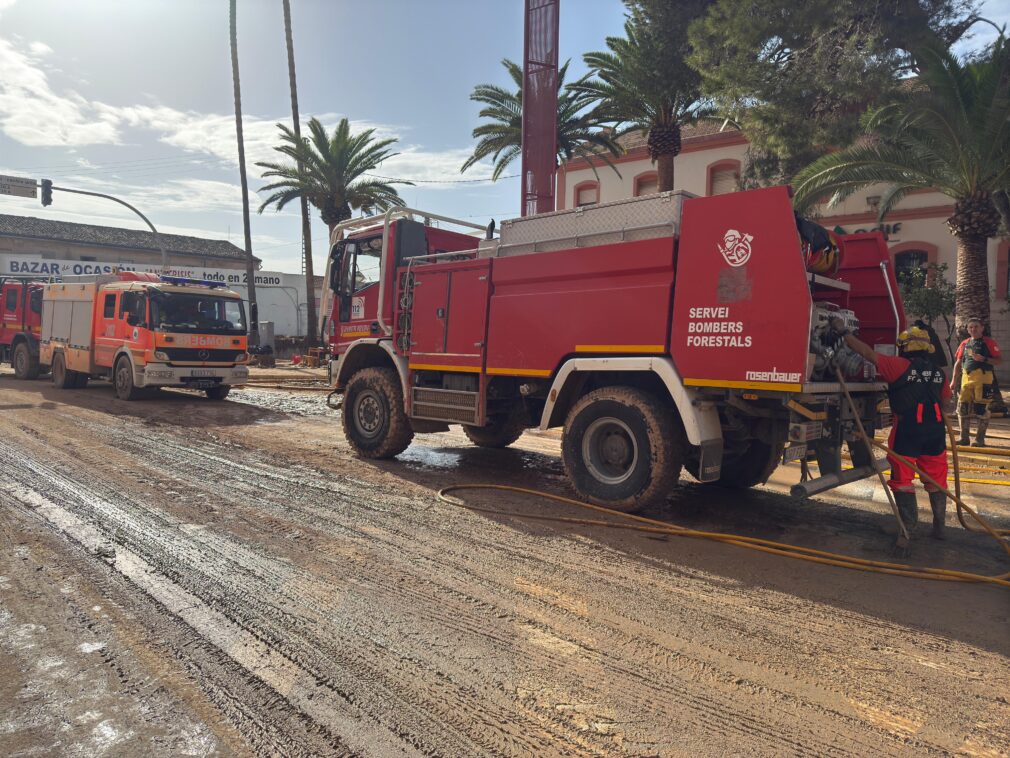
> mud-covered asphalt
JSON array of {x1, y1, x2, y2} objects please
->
[{"x1": 1, "y1": 371, "x2": 1008, "y2": 757}]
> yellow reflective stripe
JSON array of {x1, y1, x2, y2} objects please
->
[
  {"x1": 340, "y1": 331, "x2": 372, "y2": 338},
  {"x1": 575, "y1": 344, "x2": 665, "y2": 353},
  {"x1": 486, "y1": 367, "x2": 552, "y2": 377},
  {"x1": 685, "y1": 378, "x2": 803, "y2": 393},
  {"x1": 408, "y1": 363, "x2": 481, "y2": 373}
]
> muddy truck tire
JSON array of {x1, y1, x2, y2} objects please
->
[
  {"x1": 12, "y1": 342, "x2": 40, "y2": 380},
  {"x1": 51, "y1": 353, "x2": 72, "y2": 389},
  {"x1": 205, "y1": 386, "x2": 231, "y2": 401},
  {"x1": 342, "y1": 367, "x2": 414, "y2": 458},
  {"x1": 114, "y1": 356, "x2": 142, "y2": 401},
  {"x1": 562, "y1": 386, "x2": 683, "y2": 512},
  {"x1": 463, "y1": 404, "x2": 528, "y2": 448}
]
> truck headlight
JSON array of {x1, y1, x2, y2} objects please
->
[{"x1": 154, "y1": 350, "x2": 169, "y2": 361}]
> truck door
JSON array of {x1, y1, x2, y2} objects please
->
[
  {"x1": 332, "y1": 239, "x2": 382, "y2": 347},
  {"x1": 1, "y1": 283, "x2": 19, "y2": 344},
  {"x1": 407, "y1": 259, "x2": 491, "y2": 371},
  {"x1": 94, "y1": 291, "x2": 120, "y2": 368}
]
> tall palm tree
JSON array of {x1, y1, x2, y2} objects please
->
[
  {"x1": 575, "y1": 18, "x2": 709, "y2": 192},
  {"x1": 229, "y1": 0, "x2": 258, "y2": 344},
  {"x1": 256, "y1": 118, "x2": 410, "y2": 233},
  {"x1": 793, "y1": 38, "x2": 1010, "y2": 328},
  {"x1": 281, "y1": 0, "x2": 316, "y2": 347},
  {"x1": 460, "y1": 59, "x2": 623, "y2": 181}
]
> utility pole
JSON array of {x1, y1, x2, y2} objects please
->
[
  {"x1": 283, "y1": 0, "x2": 317, "y2": 348},
  {"x1": 230, "y1": 0, "x2": 260, "y2": 346}
]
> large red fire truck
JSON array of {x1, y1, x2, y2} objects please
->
[
  {"x1": 1, "y1": 276, "x2": 45, "y2": 379},
  {"x1": 322, "y1": 186, "x2": 904, "y2": 511},
  {"x1": 37, "y1": 272, "x2": 250, "y2": 399}
]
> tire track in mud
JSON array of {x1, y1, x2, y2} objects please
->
[{"x1": 2, "y1": 407, "x2": 1008, "y2": 756}]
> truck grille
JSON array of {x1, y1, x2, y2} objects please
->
[
  {"x1": 411, "y1": 388, "x2": 479, "y2": 424},
  {"x1": 164, "y1": 348, "x2": 242, "y2": 363}
]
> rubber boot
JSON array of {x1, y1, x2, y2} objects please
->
[
  {"x1": 973, "y1": 415, "x2": 989, "y2": 448},
  {"x1": 893, "y1": 491, "x2": 919, "y2": 534},
  {"x1": 956, "y1": 403, "x2": 971, "y2": 446},
  {"x1": 928, "y1": 489, "x2": 947, "y2": 540}
]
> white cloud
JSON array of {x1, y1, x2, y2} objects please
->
[{"x1": 28, "y1": 41, "x2": 52, "y2": 56}]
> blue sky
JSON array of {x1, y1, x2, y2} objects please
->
[{"x1": 0, "y1": 0, "x2": 1007, "y2": 273}]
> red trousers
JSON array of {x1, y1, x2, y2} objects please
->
[{"x1": 886, "y1": 422, "x2": 948, "y2": 493}]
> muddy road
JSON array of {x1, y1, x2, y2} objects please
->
[{"x1": 1, "y1": 372, "x2": 1008, "y2": 757}]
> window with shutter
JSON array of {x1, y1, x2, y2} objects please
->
[
  {"x1": 635, "y1": 177, "x2": 659, "y2": 196},
  {"x1": 575, "y1": 185, "x2": 598, "y2": 207},
  {"x1": 710, "y1": 168, "x2": 738, "y2": 195}
]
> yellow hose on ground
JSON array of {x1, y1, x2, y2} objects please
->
[
  {"x1": 437, "y1": 484, "x2": 1009, "y2": 588},
  {"x1": 437, "y1": 373, "x2": 1009, "y2": 589}
]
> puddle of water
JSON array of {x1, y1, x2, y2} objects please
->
[{"x1": 398, "y1": 446, "x2": 463, "y2": 470}]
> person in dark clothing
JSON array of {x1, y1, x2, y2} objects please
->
[{"x1": 831, "y1": 320, "x2": 951, "y2": 539}]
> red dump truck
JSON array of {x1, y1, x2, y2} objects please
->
[
  {"x1": 321, "y1": 186, "x2": 905, "y2": 511},
  {"x1": 1, "y1": 276, "x2": 45, "y2": 379}
]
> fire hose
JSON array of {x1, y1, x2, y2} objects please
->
[{"x1": 437, "y1": 371, "x2": 1010, "y2": 589}]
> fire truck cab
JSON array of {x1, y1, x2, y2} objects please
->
[
  {"x1": 0, "y1": 276, "x2": 45, "y2": 380},
  {"x1": 40, "y1": 272, "x2": 250, "y2": 400},
  {"x1": 324, "y1": 187, "x2": 903, "y2": 512}
]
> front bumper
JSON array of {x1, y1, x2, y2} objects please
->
[{"x1": 136, "y1": 363, "x2": 249, "y2": 388}]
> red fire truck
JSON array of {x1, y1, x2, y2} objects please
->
[
  {"x1": 322, "y1": 186, "x2": 904, "y2": 511},
  {"x1": 1, "y1": 276, "x2": 45, "y2": 379}
]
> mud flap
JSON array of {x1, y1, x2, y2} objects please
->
[{"x1": 696, "y1": 438, "x2": 723, "y2": 482}]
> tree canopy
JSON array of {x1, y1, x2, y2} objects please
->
[
  {"x1": 460, "y1": 58, "x2": 622, "y2": 181},
  {"x1": 688, "y1": 0, "x2": 981, "y2": 184},
  {"x1": 257, "y1": 117, "x2": 409, "y2": 230}
]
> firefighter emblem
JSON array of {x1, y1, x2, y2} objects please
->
[
  {"x1": 718, "y1": 229, "x2": 754, "y2": 267},
  {"x1": 198, "y1": 349, "x2": 210, "y2": 361}
]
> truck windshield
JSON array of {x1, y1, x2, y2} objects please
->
[
  {"x1": 340, "y1": 236, "x2": 382, "y2": 294},
  {"x1": 150, "y1": 293, "x2": 247, "y2": 334}
]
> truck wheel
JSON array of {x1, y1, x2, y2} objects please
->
[
  {"x1": 52, "y1": 353, "x2": 73, "y2": 389},
  {"x1": 13, "y1": 343, "x2": 40, "y2": 380},
  {"x1": 687, "y1": 439, "x2": 784, "y2": 489},
  {"x1": 342, "y1": 367, "x2": 414, "y2": 458},
  {"x1": 562, "y1": 386, "x2": 683, "y2": 512},
  {"x1": 114, "y1": 357, "x2": 142, "y2": 401},
  {"x1": 718, "y1": 439, "x2": 784, "y2": 489},
  {"x1": 205, "y1": 386, "x2": 231, "y2": 401},
  {"x1": 464, "y1": 404, "x2": 527, "y2": 448}
]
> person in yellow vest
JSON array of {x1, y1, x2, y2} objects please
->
[{"x1": 950, "y1": 318, "x2": 1002, "y2": 446}]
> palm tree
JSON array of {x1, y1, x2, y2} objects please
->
[
  {"x1": 460, "y1": 59, "x2": 623, "y2": 181},
  {"x1": 281, "y1": 0, "x2": 316, "y2": 347},
  {"x1": 229, "y1": 0, "x2": 258, "y2": 343},
  {"x1": 575, "y1": 18, "x2": 709, "y2": 192},
  {"x1": 256, "y1": 118, "x2": 410, "y2": 234},
  {"x1": 793, "y1": 38, "x2": 1010, "y2": 328}
]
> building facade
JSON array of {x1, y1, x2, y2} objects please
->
[
  {"x1": 0, "y1": 214, "x2": 320, "y2": 338},
  {"x1": 558, "y1": 126, "x2": 1010, "y2": 352}
]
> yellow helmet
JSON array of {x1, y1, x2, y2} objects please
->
[{"x1": 896, "y1": 326, "x2": 934, "y2": 354}]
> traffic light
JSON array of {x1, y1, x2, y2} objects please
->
[{"x1": 40, "y1": 179, "x2": 52, "y2": 207}]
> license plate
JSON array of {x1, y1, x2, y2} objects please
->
[
  {"x1": 188, "y1": 380, "x2": 216, "y2": 389},
  {"x1": 192, "y1": 369, "x2": 215, "y2": 377},
  {"x1": 783, "y1": 444, "x2": 807, "y2": 463}
]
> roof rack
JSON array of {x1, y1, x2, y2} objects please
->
[{"x1": 159, "y1": 275, "x2": 229, "y2": 289}]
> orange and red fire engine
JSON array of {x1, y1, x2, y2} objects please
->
[{"x1": 322, "y1": 186, "x2": 905, "y2": 511}]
